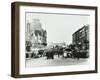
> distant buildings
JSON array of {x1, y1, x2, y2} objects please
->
[
  {"x1": 72, "y1": 25, "x2": 89, "y2": 51},
  {"x1": 46, "y1": 42, "x2": 67, "y2": 49}
]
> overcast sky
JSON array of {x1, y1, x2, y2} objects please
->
[{"x1": 26, "y1": 12, "x2": 89, "y2": 45}]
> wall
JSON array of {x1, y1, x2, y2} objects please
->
[{"x1": 0, "y1": 0, "x2": 99, "y2": 80}]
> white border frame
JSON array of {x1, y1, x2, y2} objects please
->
[{"x1": 19, "y1": 6, "x2": 95, "y2": 74}]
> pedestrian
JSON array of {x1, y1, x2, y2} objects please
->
[
  {"x1": 77, "y1": 51, "x2": 80, "y2": 60},
  {"x1": 46, "y1": 51, "x2": 49, "y2": 59},
  {"x1": 63, "y1": 50, "x2": 67, "y2": 58},
  {"x1": 51, "y1": 51, "x2": 54, "y2": 59}
]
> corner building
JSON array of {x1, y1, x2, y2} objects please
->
[
  {"x1": 72, "y1": 25, "x2": 89, "y2": 53},
  {"x1": 25, "y1": 19, "x2": 47, "y2": 58}
]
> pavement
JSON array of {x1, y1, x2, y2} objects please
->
[{"x1": 26, "y1": 55, "x2": 89, "y2": 67}]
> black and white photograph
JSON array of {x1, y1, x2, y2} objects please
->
[
  {"x1": 25, "y1": 12, "x2": 90, "y2": 67},
  {"x1": 11, "y1": 2, "x2": 97, "y2": 77}
]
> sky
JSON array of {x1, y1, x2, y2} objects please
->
[{"x1": 26, "y1": 12, "x2": 89, "y2": 45}]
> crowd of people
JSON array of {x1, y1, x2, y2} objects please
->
[{"x1": 26, "y1": 41, "x2": 89, "y2": 60}]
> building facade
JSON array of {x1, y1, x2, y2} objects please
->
[
  {"x1": 25, "y1": 19, "x2": 47, "y2": 58},
  {"x1": 72, "y1": 25, "x2": 89, "y2": 52}
]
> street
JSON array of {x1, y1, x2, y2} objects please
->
[{"x1": 26, "y1": 55, "x2": 88, "y2": 67}]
